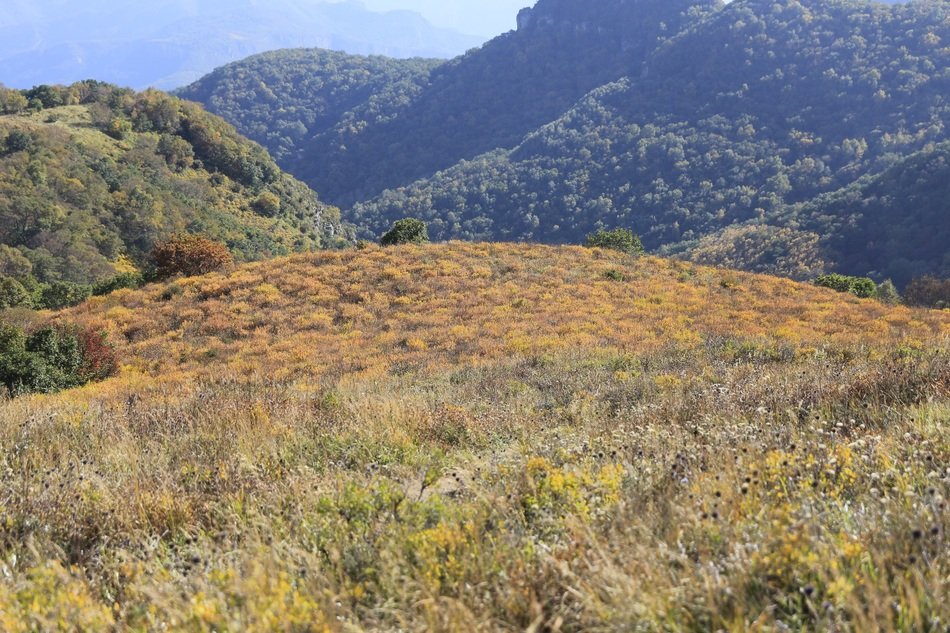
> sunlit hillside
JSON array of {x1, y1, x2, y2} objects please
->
[
  {"x1": 1, "y1": 243, "x2": 948, "y2": 631},
  {"x1": 56, "y1": 242, "x2": 946, "y2": 387}
]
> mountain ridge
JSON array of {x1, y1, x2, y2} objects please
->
[{"x1": 0, "y1": 0, "x2": 483, "y2": 90}]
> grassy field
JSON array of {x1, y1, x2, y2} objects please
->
[{"x1": 1, "y1": 243, "x2": 948, "y2": 631}]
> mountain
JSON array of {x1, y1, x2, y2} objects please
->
[
  {"x1": 178, "y1": 49, "x2": 443, "y2": 167},
  {"x1": 0, "y1": 0, "x2": 483, "y2": 91},
  {"x1": 180, "y1": 0, "x2": 719, "y2": 206},
  {"x1": 0, "y1": 81, "x2": 346, "y2": 288},
  {"x1": 183, "y1": 0, "x2": 950, "y2": 284}
]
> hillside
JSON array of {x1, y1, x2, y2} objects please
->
[
  {"x1": 184, "y1": 0, "x2": 950, "y2": 283},
  {"x1": 179, "y1": 0, "x2": 719, "y2": 205},
  {"x1": 0, "y1": 81, "x2": 346, "y2": 289},
  {"x1": 178, "y1": 50, "x2": 443, "y2": 166},
  {"x1": 791, "y1": 141, "x2": 950, "y2": 287},
  {"x1": 0, "y1": 0, "x2": 483, "y2": 90},
  {"x1": 57, "y1": 242, "x2": 948, "y2": 386},
  {"x1": 0, "y1": 243, "x2": 947, "y2": 629}
]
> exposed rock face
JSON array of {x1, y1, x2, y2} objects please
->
[{"x1": 516, "y1": 7, "x2": 534, "y2": 30}]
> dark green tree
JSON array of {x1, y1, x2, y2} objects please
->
[
  {"x1": 380, "y1": 218, "x2": 429, "y2": 246},
  {"x1": 584, "y1": 228, "x2": 644, "y2": 255},
  {"x1": 0, "y1": 276, "x2": 31, "y2": 309}
]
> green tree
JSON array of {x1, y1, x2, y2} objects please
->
[
  {"x1": 38, "y1": 281, "x2": 92, "y2": 310},
  {"x1": 380, "y1": 218, "x2": 429, "y2": 246},
  {"x1": 814, "y1": 274, "x2": 877, "y2": 299},
  {"x1": 0, "y1": 276, "x2": 31, "y2": 309},
  {"x1": 584, "y1": 228, "x2": 644, "y2": 255},
  {"x1": 3, "y1": 130, "x2": 32, "y2": 153},
  {"x1": 0, "y1": 325, "x2": 117, "y2": 396}
]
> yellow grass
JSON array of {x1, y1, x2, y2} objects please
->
[{"x1": 1, "y1": 242, "x2": 947, "y2": 631}]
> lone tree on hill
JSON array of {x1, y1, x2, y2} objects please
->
[
  {"x1": 380, "y1": 218, "x2": 429, "y2": 246},
  {"x1": 151, "y1": 234, "x2": 233, "y2": 279},
  {"x1": 584, "y1": 228, "x2": 644, "y2": 255}
]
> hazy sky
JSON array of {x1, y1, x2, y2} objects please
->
[{"x1": 358, "y1": 0, "x2": 530, "y2": 37}]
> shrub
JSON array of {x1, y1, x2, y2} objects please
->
[
  {"x1": 380, "y1": 218, "x2": 429, "y2": 246},
  {"x1": 0, "y1": 276, "x2": 32, "y2": 309},
  {"x1": 37, "y1": 281, "x2": 92, "y2": 310},
  {"x1": 3, "y1": 130, "x2": 32, "y2": 154},
  {"x1": 151, "y1": 234, "x2": 234, "y2": 279},
  {"x1": 814, "y1": 273, "x2": 876, "y2": 298},
  {"x1": 92, "y1": 271, "x2": 145, "y2": 296},
  {"x1": 0, "y1": 325, "x2": 117, "y2": 395},
  {"x1": 602, "y1": 269, "x2": 626, "y2": 282},
  {"x1": 253, "y1": 191, "x2": 282, "y2": 217},
  {"x1": 106, "y1": 118, "x2": 133, "y2": 140},
  {"x1": 584, "y1": 228, "x2": 644, "y2": 254},
  {"x1": 874, "y1": 279, "x2": 901, "y2": 305}
]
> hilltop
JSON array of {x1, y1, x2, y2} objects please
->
[
  {"x1": 0, "y1": 82, "x2": 346, "y2": 290},
  {"x1": 0, "y1": 242, "x2": 947, "y2": 629},
  {"x1": 55, "y1": 242, "x2": 947, "y2": 389},
  {"x1": 183, "y1": 0, "x2": 950, "y2": 283}
]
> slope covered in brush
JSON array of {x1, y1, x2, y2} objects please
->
[
  {"x1": 3, "y1": 242, "x2": 948, "y2": 630},
  {"x1": 0, "y1": 82, "x2": 346, "y2": 288},
  {"x1": 57, "y1": 242, "x2": 948, "y2": 387}
]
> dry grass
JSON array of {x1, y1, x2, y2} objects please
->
[{"x1": 1, "y1": 243, "x2": 948, "y2": 631}]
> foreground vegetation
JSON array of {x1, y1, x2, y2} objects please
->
[{"x1": 0, "y1": 244, "x2": 947, "y2": 630}]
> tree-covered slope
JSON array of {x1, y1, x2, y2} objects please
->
[
  {"x1": 181, "y1": 0, "x2": 719, "y2": 205},
  {"x1": 0, "y1": 82, "x2": 346, "y2": 287},
  {"x1": 347, "y1": 0, "x2": 948, "y2": 270},
  {"x1": 673, "y1": 141, "x2": 950, "y2": 284},
  {"x1": 177, "y1": 50, "x2": 443, "y2": 167},
  {"x1": 184, "y1": 0, "x2": 949, "y2": 283},
  {"x1": 790, "y1": 141, "x2": 950, "y2": 287}
]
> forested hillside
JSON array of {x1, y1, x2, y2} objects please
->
[
  {"x1": 788, "y1": 141, "x2": 950, "y2": 286},
  {"x1": 0, "y1": 82, "x2": 346, "y2": 289},
  {"x1": 350, "y1": 0, "x2": 949, "y2": 258},
  {"x1": 180, "y1": 0, "x2": 719, "y2": 205},
  {"x1": 178, "y1": 50, "x2": 443, "y2": 167},
  {"x1": 184, "y1": 0, "x2": 950, "y2": 283}
]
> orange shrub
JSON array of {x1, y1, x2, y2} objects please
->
[{"x1": 151, "y1": 234, "x2": 234, "y2": 280}]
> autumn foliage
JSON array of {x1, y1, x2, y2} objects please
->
[{"x1": 150, "y1": 234, "x2": 234, "y2": 280}]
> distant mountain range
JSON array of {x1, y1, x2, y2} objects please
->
[
  {"x1": 181, "y1": 0, "x2": 947, "y2": 286},
  {"x1": 0, "y1": 0, "x2": 484, "y2": 90}
]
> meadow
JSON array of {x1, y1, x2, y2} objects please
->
[{"x1": 0, "y1": 243, "x2": 948, "y2": 631}]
